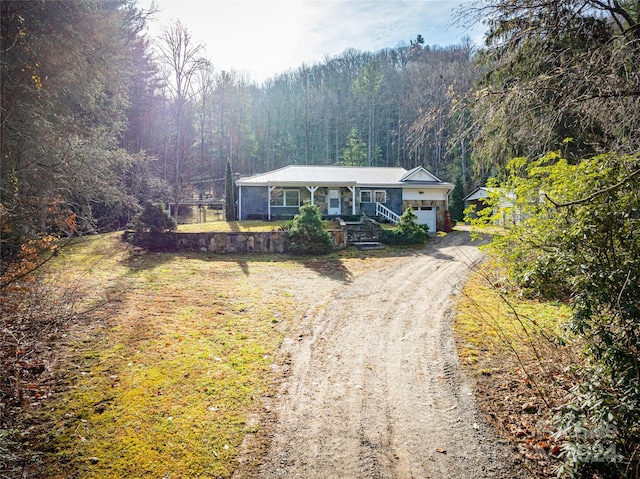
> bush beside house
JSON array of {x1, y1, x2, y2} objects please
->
[
  {"x1": 128, "y1": 201, "x2": 177, "y2": 250},
  {"x1": 287, "y1": 204, "x2": 334, "y2": 255},
  {"x1": 379, "y1": 207, "x2": 428, "y2": 245}
]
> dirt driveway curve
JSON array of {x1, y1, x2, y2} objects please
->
[{"x1": 245, "y1": 230, "x2": 526, "y2": 479}]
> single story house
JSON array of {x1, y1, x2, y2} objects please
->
[{"x1": 236, "y1": 165, "x2": 453, "y2": 232}]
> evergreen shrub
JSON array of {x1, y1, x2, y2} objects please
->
[
  {"x1": 287, "y1": 204, "x2": 334, "y2": 255},
  {"x1": 129, "y1": 201, "x2": 177, "y2": 251},
  {"x1": 379, "y1": 207, "x2": 428, "y2": 245}
]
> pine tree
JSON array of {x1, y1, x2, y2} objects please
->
[
  {"x1": 342, "y1": 127, "x2": 367, "y2": 166},
  {"x1": 225, "y1": 159, "x2": 235, "y2": 220},
  {"x1": 450, "y1": 176, "x2": 465, "y2": 222}
]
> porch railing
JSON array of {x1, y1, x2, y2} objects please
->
[{"x1": 376, "y1": 202, "x2": 399, "y2": 224}]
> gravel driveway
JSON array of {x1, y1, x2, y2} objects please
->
[{"x1": 240, "y1": 230, "x2": 527, "y2": 479}]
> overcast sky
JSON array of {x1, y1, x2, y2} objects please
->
[{"x1": 142, "y1": 0, "x2": 485, "y2": 83}]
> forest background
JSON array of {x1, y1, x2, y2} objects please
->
[
  {"x1": 1, "y1": 0, "x2": 639, "y2": 477},
  {"x1": 1, "y1": 0, "x2": 480, "y2": 256},
  {"x1": 2, "y1": 0, "x2": 639, "y2": 262}
]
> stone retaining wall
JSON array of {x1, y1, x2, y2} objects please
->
[
  {"x1": 124, "y1": 228, "x2": 347, "y2": 254},
  {"x1": 175, "y1": 231, "x2": 289, "y2": 253}
]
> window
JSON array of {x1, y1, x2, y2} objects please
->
[
  {"x1": 374, "y1": 190, "x2": 387, "y2": 203},
  {"x1": 360, "y1": 190, "x2": 386, "y2": 203},
  {"x1": 284, "y1": 190, "x2": 300, "y2": 206},
  {"x1": 271, "y1": 189, "x2": 300, "y2": 207}
]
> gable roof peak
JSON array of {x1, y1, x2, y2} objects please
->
[{"x1": 400, "y1": 165, "x2": 443, "y2": 183}]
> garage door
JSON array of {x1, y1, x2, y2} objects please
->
[{"x1": 414, "y1": 206, "x2": 436, "y2": 233}]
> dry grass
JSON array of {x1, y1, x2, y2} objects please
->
[
  {"x1": 20, "y1": 231, "x2": 419, "y2": 478},
  {"x1": 176, "y1": 220, "x2": 287, "y2": 233},
  {"x1": 30, "y1": 234, "x2": 311, "y2": 478},
  {"x1": 455, "y1": 259, "x2": 580, "y2": 477}
]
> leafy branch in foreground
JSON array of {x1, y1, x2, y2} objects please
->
[{"x1": 470, "y1": 152, "x2": 640, "y2": 478}]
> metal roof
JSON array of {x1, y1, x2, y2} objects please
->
[{"x1": 236, "y1": 165, "x2": 452, "y2": 189}]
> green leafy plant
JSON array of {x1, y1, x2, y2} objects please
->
[
  {"x1": 471, "y1": 152, "x2": 640, "y2": 478},
  {"x1": 287, "y1": 204, "x2": 334, "y2": 255},
  {"x1": 273, "y1": 220, "x2": 292, "y2": 232},
  {"x1": 379, "y1": 207, "x2": 428, "y2": 245}
]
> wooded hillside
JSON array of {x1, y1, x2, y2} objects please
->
[
  {"x1": 1, "y1": 0, "x2": 480, "y2": 276},
  {"x1": 1, "y1": 1, "x2": 639, "y2": 477}
]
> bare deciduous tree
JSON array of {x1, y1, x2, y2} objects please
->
[{"x1": 156, "y1": 20, "x2": 206, "y2": 218}]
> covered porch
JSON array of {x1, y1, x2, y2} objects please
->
[{"x1": 266, "y1": 184, "x2": 358, "y2": 219}]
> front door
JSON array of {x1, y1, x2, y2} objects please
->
[{"x1": 328, "y1": 189, "x2": 341, "y2": 215}]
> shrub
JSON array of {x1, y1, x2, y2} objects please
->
[
  {"x1": 287, "y1": 204, "x2": 334, "y2": 255},
  {"x1": 1, "y1": 271, "x2": 78, "y2": 475},
  {"x1": 471, "y1": 153, "x2": 640, "y2": 478},
  {"x1": 379, "y1": 207, "x2": 428, "y2": 245},
  {"x1": 128, "y1": 201, "x2": 177, "y2": 251}
]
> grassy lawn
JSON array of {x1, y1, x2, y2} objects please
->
[
  {"x1": 34, "y1": 231, "x2": 415, "y2": 478},
  {"x1": 176, "y1": 220, "x2": 287, "y2": 233},
  {"x1": 176, "y1": 219, "x2": 396, "y2": 233},
  {"x1": 38, "y1": 234, "x2": 308, "y2": 478}
]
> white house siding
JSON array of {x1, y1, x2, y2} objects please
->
[{"x1": 402, "y1": 189, "x2": 446, "y2": 201}]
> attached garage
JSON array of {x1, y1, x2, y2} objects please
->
[
  {"x1": 413, "y1": 206, "x2": 437, "y2": 233},
  {"x1": 400, "y1": 167, "x2": 453, "y2": 232}
]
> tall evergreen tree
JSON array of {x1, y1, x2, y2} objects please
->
[
  {"x1": 224, "y1": 159, "x2": 235, "y2": 220},
  {"x1": 450, "y1": 176, "x2": 465, "y2": 222},
  {"x1": 342, "y1": 127, "x2": 367, "y2": 166},
  {"x1": 352, "y1": 60, "x2": 383, "y2": 165}
]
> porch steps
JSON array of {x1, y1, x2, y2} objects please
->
[{"x1": 343, "y1": 216, "x2": 384, "y2": 248}]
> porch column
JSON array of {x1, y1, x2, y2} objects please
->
[
  {"x1": 238, "y1": 186, "x2": 242, "y2": 220},
  {"x1": 348, "y1": 186, "x2": 356, "y2": 215},
  {"x1": 268, "y1": 186, "x2": 276, "y2": 221},
  {"x1": 306, "y1": 186, "x2": 318, "y2": 205}
]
